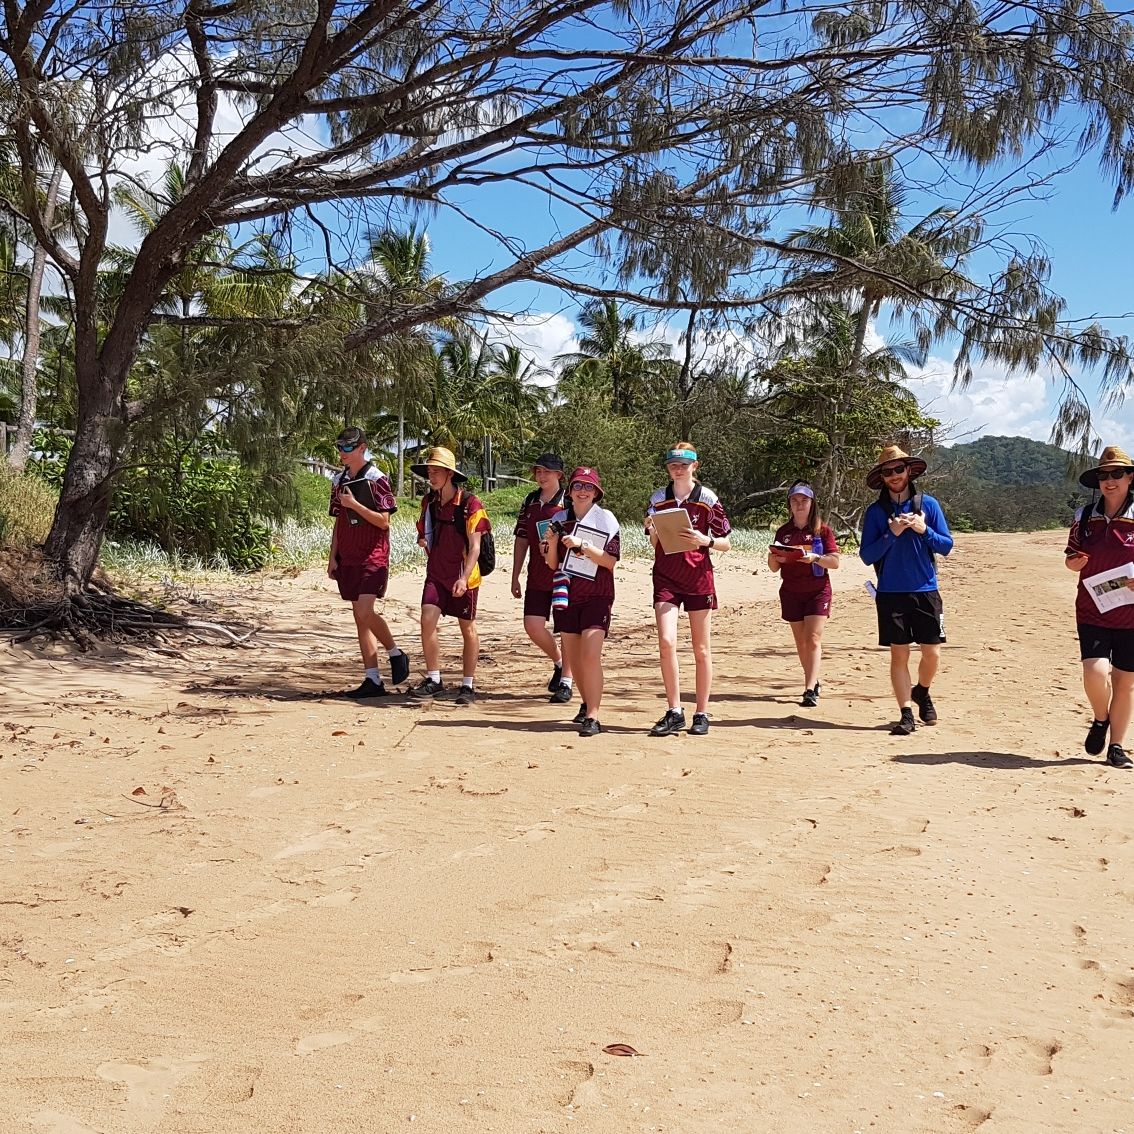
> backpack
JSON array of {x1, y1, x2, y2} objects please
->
[{"x1": 430, "y1": 490, "x2": 496, "y2": 577}]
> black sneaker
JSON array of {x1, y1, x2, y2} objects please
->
[
  {"x1": 689, "y1": 712, "x2": 709, "y2": 736},
  {"x1": 547, "y1": 663, "x2": 563, "y2": 693},
  {"x1": 409, "y1": 677, "x2": 445, "y2": 700},
  {"x1": 1106, "y1": 743, "x2": 1133, "y2": 769},
  {"x1": 1085, "y1": 718, "x2": 1110, "y2": 756},
  {"x1": 649, "y1": 709, "x2": 686, "y2": 737},
  {"x1": 911, "y1": 684, "x2": 937, "y2": 725},
  {"x1": 572, "y1": 702, "x2": 588, "y2": 726},
  {"x1": 390, "y1": 651, "x2": 411, "y2": 686},
  {"x1": 578, "y1": 717, "x2": 602, "y2": 738},
  {"x1": 344, "y1": 678, "x2": 388, "y2": 699},
  {"x1": 455, "y1": 685, "x2": 476, "y2": 706},
  {"x1": 549, "y1": 682, "x2": 573, "y2": 704},
  {"x1": 800, "y1": 687, "x2": 818, "y2": 708},
  {"x1": 890, "y1": 708, "x2": 916, "y2": 736}
]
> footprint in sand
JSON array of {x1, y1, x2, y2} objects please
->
[
  {"x1": 295, "y1": 1032, "x2": 353, "y2": 1056},
  {"x1": 273, "y1": 828, "x2": 343, "y2": 860},
  {"x1": 28, "y1": 1114, "x2": 102, "y2": 1134},
  {"x1": 96, "y1": 1057, "x2": 206, "y2": 1121},
  {"x1": 557, "y1": 1061, "x2": 599, "y2": 1108},
  {"x1": 307, "y1": 886, "x2": 361, "y2": 907},
  {"x1": 451, "y1": 842, "x2": 497, "y2": 861},
  {"x1": 203, "y1": 1063, "x2": 261, "y2": 1104}
]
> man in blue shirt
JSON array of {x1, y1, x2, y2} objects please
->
[{"x1": 859, "y1": 445, "x2": 954, "y2": 735}]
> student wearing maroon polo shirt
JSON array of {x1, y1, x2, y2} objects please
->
[
  {"x1": 644, "y1": 443, "x2": 732, "y2": 737},
  {"x1": 1065, "y1": 444, "x2": 1134, "y2": 769},
  {"x1": 768, "y1": 481, "x2": 840, "y2": 707},
  {"x1": 543, "y1": 467, "x2": 620, "y2": 738},
  {"x1": 511, "y1": 453, "x2": 574, "y2": 703},
  {"x1": 327, "y1": 426, "x2": 411, "y2": 699},
  {"x1": 409, "y1": 447, "x2": 491, "y2": 707}
]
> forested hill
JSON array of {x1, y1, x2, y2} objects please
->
[
  {"x1": 933, "y1": 435, "x2": 1091, "y2": 531},
  {"x1": 944, "y1": 435, "x2": 1087, "y2": 486}
]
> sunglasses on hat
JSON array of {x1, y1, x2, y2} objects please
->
[{"x1": 1097, "y1": 468, "x2": 1133, "y2": 481}]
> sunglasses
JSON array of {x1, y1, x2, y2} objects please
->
[
  {"x1": 336, "y1": 442, "x2": 359, "y2": 453},
  {"x1": 570, "y1": 481, "x2": 596, "y2": 492},
  {"x1": 880, "y1": 463, "x2": 907, "y2": 476},
  {"x1": 1097, "y1": 468, "x2": 1133, "y2": 481}
]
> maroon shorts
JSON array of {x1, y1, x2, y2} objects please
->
[
  {"x1": 336, "y1": 564, "x2": 389, "y2": 602},
  {"x1": 422, "y1": 578, "x2": 479, "y2": 621},
  {"x1": 779, "y1": 586, "x2": 832, "y2": 622},
  {"x1": 653, "y1": 587, "x2": 717, "y2": 611},
  {"x1": 523, "y1": 588, "x2": 553, "y2": 620},
  {"x1": 553, "y1": 598, "x2": 613, "y2": 637}
]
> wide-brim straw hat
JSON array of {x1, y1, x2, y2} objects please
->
[
  {"x1": 1079, "y1": 444, "x2": 1134, "y2": 489},
  {"x1": 411, "y1": 445, "x2": 467, "y2": 483},
  {"x1": 866, "y1": 444, "x2": 928, "y2": 490},
  {"x1": 568, "y1": 466, "x2": 604, "y2": 502}
]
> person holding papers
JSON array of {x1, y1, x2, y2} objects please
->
[
  {"x1": 1065, "y1": 444, "x2": 1134, "y2": 769},
  {"x1": 542, "y1": 467, "x2": 620, "y2": 737},
  {"x1": 644, "y1": 443, "x2": 732, "y2": 737},
  {"x1": 768, "y1": 481, "x2": 840, "y2": 707},
  {"x1": 327, "y1": 426, "x2": 410, "y2": 699}
]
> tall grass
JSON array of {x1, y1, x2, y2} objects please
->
[{"x1": 0, "y1": 465, "x2": 57, "y2": 549}]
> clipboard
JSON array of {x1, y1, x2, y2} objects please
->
[
  {"x1": 339, "y1": 474, "x2": 378, "y2": 525},
  {"x1": 769, "y1": 540, "x2": 807, "y2": 561},
  {"x1": 562, "y1": 523, "x2": 605, "y2": 579},
  {"x1": 650, "y1": 507, "x2": 696, "y2": 554}
]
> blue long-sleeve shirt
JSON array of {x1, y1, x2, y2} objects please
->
[{"x1": 859, "y1": 492, "x2": 953, "y2": 592}]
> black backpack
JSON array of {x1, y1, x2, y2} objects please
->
[{"x1": 430, "y1": 490, "x2": 495, "y2": 577}]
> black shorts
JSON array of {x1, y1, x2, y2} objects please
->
[
  {"x1": 1078, "y1": 623, "x2": 1134, "y2": 672},
  {"x1": 876, "y1": 590, "x2": 945, "y2": 646}
]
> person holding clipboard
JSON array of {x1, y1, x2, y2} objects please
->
[
  {"x1": 542, "y1": 467, "x2": 620, "y2": 737},
  {"x1": 327, "y1": 426, "x2": 410, "y2": 699},
  {"x1": 1064, "y1": 444, "x2": 1134, "y2": 768},
  {"x1": 769, "y1": 481, "x2": 840, "y2": 708},
  {"x1": 644, "y1": 442, "x2": 732, "y2": 736}
]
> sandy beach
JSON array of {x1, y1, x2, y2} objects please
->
[{"x1": 2, "y1": 530, "x2": 1132, "y2": 1134}]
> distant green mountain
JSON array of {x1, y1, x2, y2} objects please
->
[
  {"x1": 932, "y1": 435, "x2": 1091, "y2": 531},
  {"x1": 943, "y1": 434, "x2": 1088, "y2": 486}
]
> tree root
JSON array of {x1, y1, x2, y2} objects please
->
[{"x1": 0, "y1": 592, "x2": 258, "y2": 650}]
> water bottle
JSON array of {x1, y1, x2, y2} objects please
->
[
  {"x1": 811, "y1": 535, "x2": 825, "y2": 577},
  {"x1": 552, "y1": 571, "x2": 570, "y2": 610}
]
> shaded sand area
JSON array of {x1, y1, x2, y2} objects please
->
[{"x1": 2, "y1": 532, "x2": 1132, "y2": 1133}]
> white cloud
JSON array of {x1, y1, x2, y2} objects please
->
[{"x1": 482, "y1": 312, "x2": 578, "y2": 383}]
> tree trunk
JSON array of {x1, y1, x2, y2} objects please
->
[
  {"x1": 396, "y1": 410, "x2": 405, "y2": 497},
  {"x1": 8, "y1": 164, "x2": 63, "y2": 473}
]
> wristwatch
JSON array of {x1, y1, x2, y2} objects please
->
[{"x1": 707, "y1": 536, "x2": 716, "y2": 549}]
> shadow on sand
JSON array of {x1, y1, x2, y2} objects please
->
[{"x1": 892, "y1": 751, "x2": 1099, "y2": 770}]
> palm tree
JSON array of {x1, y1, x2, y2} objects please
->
[
  {"x1": 555, "y1": 298, "x2": 671, "y2": 416},
  {"x1": 359, "y1": 227, "x2": 457, "y2": 495}
]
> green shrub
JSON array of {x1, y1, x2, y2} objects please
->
[
  {"x1": 0, "y1": 464, "x2": 57, "y2": 549},
  {"x1": 293, "y1": 469, "x2": 336, "y2": 524}
]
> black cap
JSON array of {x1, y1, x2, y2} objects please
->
[
  {"x1": 336, "y1": 425, "x2": 366, "y2": 446},
  {"x1": 531, "y1": 452, "x2": 565, "y2": 472}
]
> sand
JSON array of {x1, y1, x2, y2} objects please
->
[{"x1": 1, "y1": 531, "x2": 1132, "y2": 1134}]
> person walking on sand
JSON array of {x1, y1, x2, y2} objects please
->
[
  {"x1": 410, "y1": 446, "x2": 491, "y2": 707},
  {"x1": 511, "y1": 453, "x2": 574, "y2": 704},
  {"x1": 542, "y1": 467, "x2": 620, "y2": 738},
  {"x1": 644, "y1": 442, "x2": 732, "y2": 737},
  {"x1": 859, "y1": 444, "x2": 953, "y2": 736},
  {"x1": 1064, "y1": 444, "x2": 1134, "y2": 769},
  {"x1": 327, "y1": 426, "x2": 411, "y2": 698},
  {"x1": 768, "y1": 481, "x2": 840, "y2": 707}
]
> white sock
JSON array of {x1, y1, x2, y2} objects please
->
[
  {"x1": 365, "y1": 668, "x2": 383, "y2": 685},
  {"x1": 427, "y1": 670, "x2": 440, "y2": 683},
  {"x1": 388, "y1": 647, "x2": 403, "y2": 658},
  {"x1": 562, "y1": 677, "x2": 573, "y2": 689},
  {"x1": 671, "y1": 704, "x2": 683, "y2": 713},
  {"x1": 462, "y1": 677, "x2": 475, "y2": 689}
]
